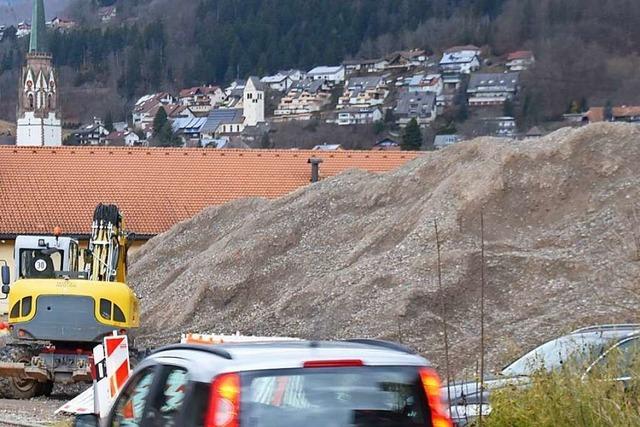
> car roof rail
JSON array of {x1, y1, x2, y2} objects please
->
[
  {"x1": 343, "y1": 339, "x2": 418, "y2": 355},
  {"x1": 151, "y1": 343, "x2": 233, "y2": 360},
  {"x1": 571, "y1": 324, "x2": 640, "y2": 334}
]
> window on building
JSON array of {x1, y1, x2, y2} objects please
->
[{"x1": 28, "y1": 94, "x2": 34, "y2": 109}]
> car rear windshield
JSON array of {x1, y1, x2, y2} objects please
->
[{"x1": 240, "y1": 366, "x2": 431, "y2": 427}]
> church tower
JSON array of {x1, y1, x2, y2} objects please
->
[
  {"x1": 243, "y1": 76, "x2": 265, "y2": 127},
  {"x1": 16, "y1": 0, "x2": 62, "y2": 146}
]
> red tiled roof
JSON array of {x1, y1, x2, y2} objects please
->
[
  {"x1": 585, "y1": 106, "x2": 640, "y2": 122},
  {"x1": 0, "y1": 147, "x2": 422, "y2": 237},
  {"x1": 507, "y1": 50, "x2": 534, "y2": 61},
  {"x1": 179, "y1": 86, "x2": 221, "y2": 98}
]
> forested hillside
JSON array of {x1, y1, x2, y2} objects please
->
[{"x1": 0, "y1": 0, "x2": 638, "y2": 125}]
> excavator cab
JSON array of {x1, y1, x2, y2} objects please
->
[{"x1": 14, "y1": 235, "x2": 82, "y2": 280}]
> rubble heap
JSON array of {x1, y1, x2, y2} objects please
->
[{"x1": 131, "y1": 123, "x2": 640, "y2": 373}]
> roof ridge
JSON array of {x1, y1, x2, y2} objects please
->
[{"x1": 0, "y1": 146, "x2": 421, "y2": 155}]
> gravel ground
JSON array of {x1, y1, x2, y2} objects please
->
[
  {"x1": 0, "y1": 394, "x2": 71, "y2": 426},
  {"x1": 129, "y1": 122, "x2": 640, "y2": 376}
]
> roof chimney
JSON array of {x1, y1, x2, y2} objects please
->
[{"x1": 308, "y1": 158, "x2": 323, "y2": 183}]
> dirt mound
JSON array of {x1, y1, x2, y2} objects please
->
[{"x1": 130, "y1": 123, "x2": 640, "y2": 374}]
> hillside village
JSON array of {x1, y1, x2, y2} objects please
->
[
  {"x1": 2, "y1": 2, "x2": 638, "y2": 152},
  {"x1": 60, "y1": 42, "x2": 637, "y2": 151}
]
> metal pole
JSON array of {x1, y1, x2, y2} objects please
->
[
  {"x1": 478, "y1": 212, "x2": 486, "y2": 427},
  {"x1": 434, "y1": 219, "x2": 452, "y2": 419}
]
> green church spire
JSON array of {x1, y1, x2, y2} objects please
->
[{"x1": 29, "y1": 0, "x2": 46, "y2": 53}]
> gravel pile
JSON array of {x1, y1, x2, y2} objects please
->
[{"x1": 130, "y1": 123, "x2": 640, "y2": 375}]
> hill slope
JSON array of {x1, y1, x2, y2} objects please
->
[{"x1": 130, "y1": 123, "x2": 640, "y2": 373}]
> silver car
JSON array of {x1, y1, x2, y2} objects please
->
[
  {"x1": 445, "y1": 324, "x2": 640, "y2": 426},
  {"x1": 75, "y1": 339, "x2": 453, "y2": 427}
]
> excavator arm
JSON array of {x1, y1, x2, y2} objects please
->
[{"x1": 87, "y1": 204, "x2": 129, "y2": 283}]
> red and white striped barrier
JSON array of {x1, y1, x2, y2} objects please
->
[{"x1": 56, "y1": 332, "x2": 131, "y2": 417}]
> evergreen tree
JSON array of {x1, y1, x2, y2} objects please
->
[
  {"x1": 104, "y1": 111, "x2": 114, "y2": 132},
  {"x1": 260, "y1": 132, "x2": 272, "y2": 149},
  {"x1": 152, "y1": 107, "x2": 168, "y2": 137},
  {"x1": 401, "y1": 118, "x2": 422, "y2": 151},
  {"x1": 579, "y1": 97, "x2": 589, "y2": 113},
  {"x1": 604, "y1": 100, "x2": 614, "y2": 122},
  {"x1": 373, "y1": 120, "x2": 385, "y2": 135}
]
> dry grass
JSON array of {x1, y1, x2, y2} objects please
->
[{"x1": 487, "y1": 352, "x2": 640, "y2": 427}]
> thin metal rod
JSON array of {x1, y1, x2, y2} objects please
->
[
  {"x1": 478, "y1": 212, "x2": 486, "y2": 427},
  {"x1": 434, "y1": 219, "x2": 452, "y2": 419}
]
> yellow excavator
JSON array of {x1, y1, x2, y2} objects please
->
[{"x1": 0, "y1": 204, "x2": 140, "y2": 398}]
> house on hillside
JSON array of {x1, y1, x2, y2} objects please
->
[
  {"x1": 395, "y1": 91, "x2": 437, "y2": 126},
  {"x1": 49, "y1": 17, "x2": 77, "y2": 31},
  {"x1": 506, "y1": 51, "x2": 535, "y2": 71},
  {"x1": 467, "y1": 72, "x2": 520, "y2": 107},
  {"x1": 99, "y1": 6, "x2": 117, "y2": 23},
  {"x1": 583, "y1": 106, "x2": 640, "y2": 123},
  {"x1": 132, "y1": 93, "x2": 176, "y2": 131},
  {"x1": 74, "y1": 119, "x2": 109, "y2": 145},
  {"x1": 201, "y1": 109, "x2": 245, "y2": 137},
  {"x1": 172, "y1": 117, "x2": 208, "y2": 144},
  {"x1": 407, "y1": 73, "x2": 443, "y2": 95},
  {"x1": 16, "y1": 22, "x2": 31, "y2": 38},
  {"x1": 337, "y1": 76, "x2": 388, "y2": 109},
  {"x1": 434, "y1": 134, "x2": 461, "y2": 149},
  {"x1": 439, "y1": 51, "x2": 480, "y2": 75},
  {"x1": 445, "y1": 45, "x2": 482, "y2": 57},
  {"x1": 261, "y1": 73, "x2": 293, "y2": 92},
  {"x1": 385, "y1": 49, "x2": 429, "y2": 70},
  {"x1": 372, "y1": 138, "x2": 401, "y2": 151},
  {"x1": 307, "y1": 65, "x2": 346, "y2": 84},
  {"x1": 274, "y1": 79, "x2": 332, "y2": 121},
  {"x1": 105, "y1": 131, "x2": 142, "y2": 147},
  {"x1": 178, "y1": 86, "x2": 225, "y2": 113},
  {"x1": 166, "y1": 104, "x2": 196, "y2": 121},
  {"x1": 312, "y1": 143, "x2": 344, "y2": 151},
  {"x1": 334, "y1": 107, "x2": 383, "y2": 126},
  {"x1": 224, "y1": 80, "x2": 246, "y2": 107},
  {"x1": 280, "y1": 69, "x2": 306, "y2": 82},
  {"x1": 481, "y1": 116, "x2": 517, "y2": 137},
  {"x1": 343, "y1": 58, "x2": 388, "y2": 74}
]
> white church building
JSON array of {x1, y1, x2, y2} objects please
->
[{"x1": 16, "y1": 0, "x2": 62, "y2": 146}]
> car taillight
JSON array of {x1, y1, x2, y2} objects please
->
[
  {"x1": 303, "y1": 359, "x2": 364, "y2": 368},
  {"x1": 419, "y1": 368, "x2": 452, "y2": 427},
  {"x1": 205, "y1": 372, "x2": 240, "y2": 427}
]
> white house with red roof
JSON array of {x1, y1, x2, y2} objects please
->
[{"x1": 506, "y1": 51, "x2": 535, "y2": 71}]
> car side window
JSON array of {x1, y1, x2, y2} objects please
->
[
  {"x1": 151, "y1": 367, "x2": 189, "y2": 427},
  {"x1": 111, "y1": 368, "x2": 156, "y2": 427},
  {"x1": 596, "y1": 337, "x2": 640, "y2": 377}
]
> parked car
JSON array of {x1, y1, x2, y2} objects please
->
[
  {"x1": 444, "y1": 324, "x2": 640, "y2": 426},
  {"x1": 75, "y1": 339, "x2": 453, "y2": 427}
]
